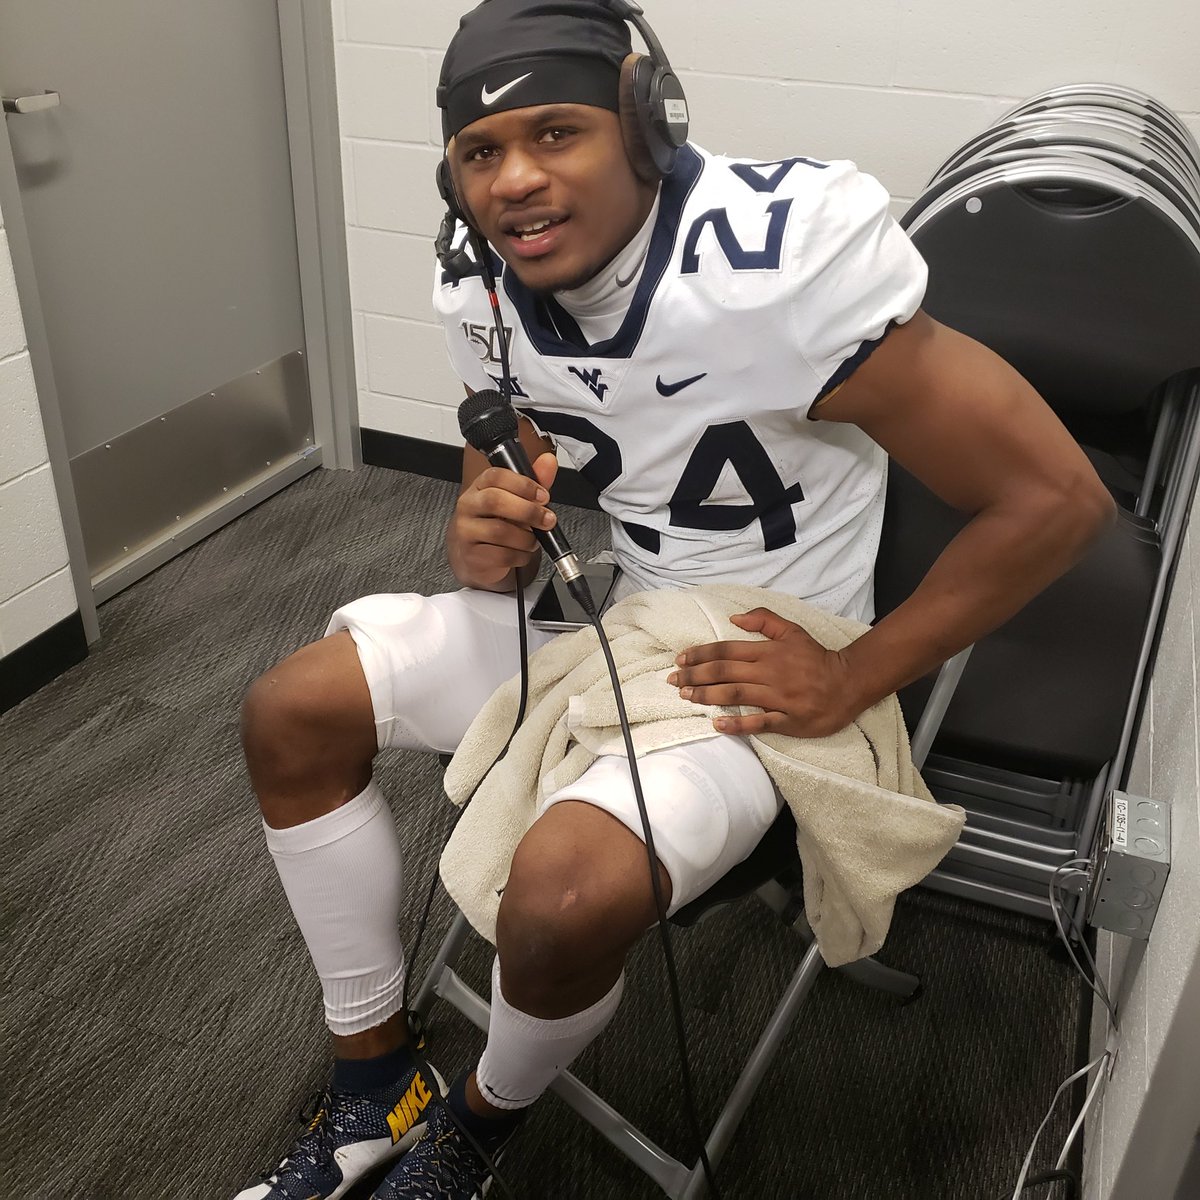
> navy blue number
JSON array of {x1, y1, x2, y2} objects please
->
[
  {"x1": 729, "y1": 156, "x2": 827, "y2": 193},
  {"x1": 680, "y1": 198, "x2": 792, "y2": 275},
  {"x1": 517, "y1": 408, "x2": 659, "y2": 552},
  {"x1": 668, "y1": 422, "x2": 804, "y2": 551},
  {"x1": 518, "y1": 411, "x2": 803, "y2": 554}
]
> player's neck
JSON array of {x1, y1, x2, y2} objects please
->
[{"x1": 554, "y1": 186, "x2": 661, "y2": 342}]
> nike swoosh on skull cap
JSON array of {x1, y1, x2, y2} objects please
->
[{"x1": 482, "y1": 73, "x2": 533, "y2": 105}]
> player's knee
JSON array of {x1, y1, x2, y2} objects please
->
[
  {"x1": 241, "y1": 636, "x2": 376, "y2": 789},
  {"x1": 496, "y1": 848, "x2": 635, "y2": 988}
]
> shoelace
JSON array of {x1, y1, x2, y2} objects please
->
[
  {"x1": 378, "y1": 1110, "x2": 491, "y2": 1198},
  {"x1": 257, "y1": 1089, "x2": 344, "y2": 1198}
]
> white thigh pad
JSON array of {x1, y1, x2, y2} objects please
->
[
  {"x1": 325, "y1": 590, "x2": 557, "y2": 754},
  {"x1": 539, "y1": 735, "x2": 782, "y2": 914}
]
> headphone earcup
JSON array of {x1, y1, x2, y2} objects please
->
[
  {"x1": 619, "y1": 52, "x2": 663, "y2": 184},
  {"x1": 437, "y1": 156, "x2": 469, "y2": 225}
]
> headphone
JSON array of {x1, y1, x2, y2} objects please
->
[{"x1": 435, "y1": 0, "x2": 688, "y2": 274}]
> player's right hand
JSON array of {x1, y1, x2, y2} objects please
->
[{"x1": 448, "y1": 452, "x2": 559, "y2": 590}]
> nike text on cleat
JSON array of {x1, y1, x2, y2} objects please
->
[
  {"x1": 481, "y1": 74, "x2": 532, "y2": 105},
  {"x1": 233, "y1": 1064, "x2": 445, "y2": 1200},
  {"x1": 656, "y1": 372, "x2": 708, "y2": 396}
]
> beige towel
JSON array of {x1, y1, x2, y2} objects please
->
[{"x1": 441, "y1": 584, "x2": 965, "y2": 967}]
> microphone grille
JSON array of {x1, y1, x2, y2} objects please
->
[{"x1": 458, "y1": 389, "x2": 519, "y2": 453}]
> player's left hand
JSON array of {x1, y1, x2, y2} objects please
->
[{"x1": 667, "y1": 607, "x2": 860, "y2": 739}]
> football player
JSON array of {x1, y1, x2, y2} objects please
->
[{"x1": 234, "y1": 2, "x2": 1113, "y2": 1197}]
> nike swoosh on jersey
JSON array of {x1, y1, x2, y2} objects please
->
[
  {"x1": 481, "y1": 73, "x2": 532, "y2": 105},
  {"x1": 615, "y1": 245, "x2": 650, "y2": 288},
  {"x1": 656, "y1": 372, "x2": 708, "y2": 396}
]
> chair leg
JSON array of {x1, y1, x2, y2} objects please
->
[
  {"x1": 410, "y1": 909, "x2": 473, "y2": 1021},
  {"x1": 678, "y1": 938, "x2": 827, "y2": 1200},
  {"x1": 836, "y1": 955, "x2": 922, "y2": 1000},
  {"x1": 756, "y1": 881, "x2": 921, "y2": 1000}
]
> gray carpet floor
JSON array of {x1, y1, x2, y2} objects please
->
[{"x1": 1, "y1": 464, "x2": 1084, "y2": 1200}]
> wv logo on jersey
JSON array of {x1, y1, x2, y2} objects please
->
[
  {"x1": 386, "y1": 1072, "x2": 434, "y2": 1143},
  {"x1": 567, "y1": 366, "x2": 608, "y2": 402}
]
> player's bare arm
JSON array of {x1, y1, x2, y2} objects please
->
[
  {"x1": 446, "y1": 408, "x2": 559, "y2": 592},
  {"x1": 671, "y1": 311, "x2": 1116, "y2": 737}
]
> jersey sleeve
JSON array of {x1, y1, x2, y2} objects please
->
[
  {"x1": 431, "y1": 233, "x2": 498, "y2": 395},
  {"x1": 787, "y1": 162, "x2": 928, "y2": 414}
]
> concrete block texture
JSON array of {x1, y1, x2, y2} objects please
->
[
  {"x1": 0, "y1": 352, "x2": 48, "y2": 486},
  {"x1": 346, "y1": 228, "x2": 438, "y2": 324},
  {"x1": 892, "y1": 0, "x2": 1123, "y2": 98},
  {"x1": 335, "y1": 44, "x2": 431, "y2": 142},
  {"x1": 0, "y1": 465, "x2": 69, "y2": 602},
  {"x1": 0, "y1": 566, "x2": 75, "y2": 655},
  {"x1": 680, "y1": 73, "x2": 1010, "y2": 200},
  {"x1": 0, "y1": 230, "x2": 30, "y2": 362},
  {"x1": 362, "y1": 314, "x2": 460, "y2": 403},
  {"x1": 345, "y1": 0, "x2": 462, "y2": 51},
  {"x1": 646, "y1": 0, "x2": 903, "y2": 88},
  {"x1": 1112, "y1": 6, "x2": 1200, "y2": 113},
  {"x1": 358, "y1": 390, "x2": 459, "y2": 444},
  {"x1": 353, "y1": 142, "x2": 444, "y2": 236}
]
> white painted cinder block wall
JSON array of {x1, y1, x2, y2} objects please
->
[
  {"x1": 0, "y1": 201, "x2": 73, "y2": 657},
  {"x1": 331, "y1": 0, "x2": 1200, "y2": 449},
  {"x1": 329, "y1": 2, "x2": 1200, "y2": 1196}
]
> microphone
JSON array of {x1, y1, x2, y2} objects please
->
[{"x1": 458, "y1": 390, "x2": 597, "y2": 614}]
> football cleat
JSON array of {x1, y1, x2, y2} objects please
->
[{"x1": 234, "y1": 1061, "x2": 445, "y2": 1200}]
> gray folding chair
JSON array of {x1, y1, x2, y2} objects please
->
[{"x1": 410, "y1": 649, "x2": 971, "y2": 1198}]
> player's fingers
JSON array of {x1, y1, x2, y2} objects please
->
[
  {"x1": 464, "y1": 484, "x2": 556, "y2": 532},
  {"x1": 669, "y1": 658, "x2": 767, "y2": 689},
  {"x1": 676, "y1": 682, "x2": 774, "y2": 710},
  {"x1": 673, "y1": 640, "x2": 763, "y2": 668},
  {"x1": 457, "y1": 516, "x2": 539, "y2": 554},
  {"x1": 712, "y1": 710, "x2": 789, "y2": 736},
  {"x1": 474, "y1": 465, "x2": 549, "y2": 503},
  {"x1": 468, "y1": 540, "x2": 538, "y2": 569},
  {"x1": 532, "y1": 452, "x2": 559, "y2": 491},
  {"x1": 729, "y1": 607, "x2": 800, "y2": 640}
]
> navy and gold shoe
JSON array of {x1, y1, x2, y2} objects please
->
[
  {"x1": 234, "y1": 1060, "x2": 445, "y2": 1200},
  {"x1": 370, "y1": 1081, "x2": 524, "y2": 1200}
]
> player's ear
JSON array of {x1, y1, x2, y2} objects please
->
[{"x1": 619, "y1": 52, "x2": 662, "y2": 185}]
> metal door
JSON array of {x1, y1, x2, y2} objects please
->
[{"x1": 0, "y1": 0, "x2": 318, "y2": 598}]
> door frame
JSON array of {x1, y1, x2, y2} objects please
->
[
  {"x1": 0, "y1": 130, "x2": 99, "y2": 642},
  {"x1": 0, "y1": 0, "x2": 358, "y2": 638},
  {"x1": 278, "y1": 0, "x2": 360, "y2": 474}
]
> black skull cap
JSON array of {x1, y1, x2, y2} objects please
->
[{"x1": 438, "y1": 0, "x2": 632, "y2": 143}]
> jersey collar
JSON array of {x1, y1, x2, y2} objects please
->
[{"x1": 502, "y1": 143, "x2": 704, "y2": 359}]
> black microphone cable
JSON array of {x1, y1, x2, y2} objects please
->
[
  {"x1": 399, "y1": 578, "x2": 530, "y2": 1200},
  {"x1": 465, "y1": 232, "x2": 721, "y2": 1198},
  {"x1": 575, "y1": 587, "x2": 724, "y2": 1199},
  {"x1": 407, "y1": 224, "x2": 722, "y2": 1198}
]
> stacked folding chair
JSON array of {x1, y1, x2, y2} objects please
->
[{"x1": 883, "y1": 85, "x2": 1200, "y2": 919}]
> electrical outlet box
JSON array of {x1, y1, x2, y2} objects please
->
[{"x1": 1087, "y1": 791, "x2": 1171, "y2": 939}]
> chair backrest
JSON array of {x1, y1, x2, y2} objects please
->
[
  {"x1": 906, "y1": 180, "x2": 1200, "y2": 416},
  {"x1": 874, "y1": 461, "x2": 1160, "y2": 778}
]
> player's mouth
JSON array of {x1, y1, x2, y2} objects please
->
[{"x1": 503, "y1": 214, "x2": 569, "y2": 258}]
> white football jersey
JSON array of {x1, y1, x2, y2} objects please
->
[{"x1": 432, "y1": 144, "x2": 927, "y2": 622}]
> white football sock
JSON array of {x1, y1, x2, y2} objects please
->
[
  {"x1": 263, "y1": 781, "x2": 406, "y2": 1036},
  {"x1": 475, "y1": 956, "x2": 624, "y2": 1110}
]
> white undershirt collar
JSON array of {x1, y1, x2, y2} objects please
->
[{"x1": 554, "y1": 188, "x2": 661, "y2": 345}]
